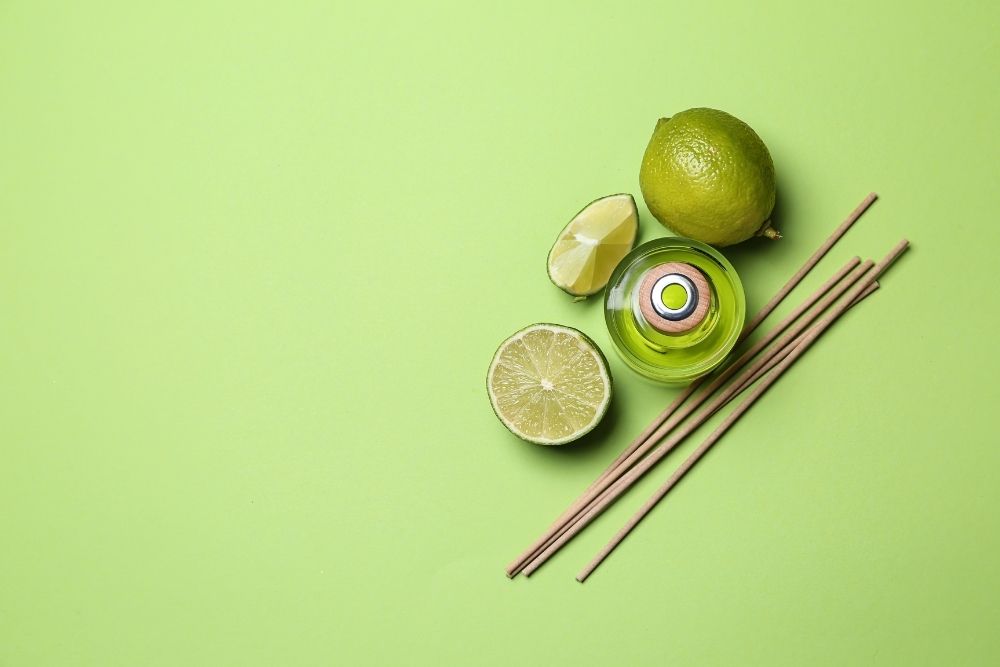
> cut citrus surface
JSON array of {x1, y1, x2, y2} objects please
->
[
  {"x1": 547, "y1": 194, "x2": 638, "y2": 297},
  {"x1": 487, "y1": 324, "x2": 612, "y2": 445}
]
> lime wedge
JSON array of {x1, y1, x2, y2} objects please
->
[
  {"x1": 547, "y1": 194, "x2": 639, "y2": 297},
  {"x1": 487, "y1": 324, "x2": 612, "y2": 445}
]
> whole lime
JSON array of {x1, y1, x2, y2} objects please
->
[{"x1": 639, "y1": 108, "x2": 778, "y2": 247}]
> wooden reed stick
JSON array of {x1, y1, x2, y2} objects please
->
[
  {"x1": 731, "y1": 281, "x2": 879, "y2": 396},
  {"x1": 520, "y1": 255, "x2": 897, "y2": 577},
  {"x1": 575, "y1": 240, "x2": 908, "y2": 582},
  {"x1": 508, "y1": 259, "x2": 871, "y2": 577},
  {"x1": 594, "y1": 255, "x2": 860, "y2": 482},
  {"x1": 560, "y1": 194, "x2": 874, "y2": 493},
  {"x1": 740, "y1": 193, "x2": 877, "y2": 338},
  {"x1": 510, "y1": 260, "x2": 868, "y2": 578},
  {"x1": 588, "y1": 192, "x2": 877, "y2": 483},
  {"x1": 576, "y1": 338, "x2": 815, "y2": 582},
  {"x1": 579, "y1": 280, "x2": 880, "y2": 579},
  {"x1": 507, "y1": 194, "x2": 878, "y2": 578},
  {"x1": 599, "y1": 259, "x2": 871, "y2": 481}
]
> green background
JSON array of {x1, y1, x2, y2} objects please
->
[{"x1": 2, "y1": 1, "x2": 998, "y2": 664}]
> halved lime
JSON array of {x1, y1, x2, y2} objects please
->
[
  {"x1": 487, "y1": 324, "x2": 612, "y2": 445},
  {"x1": 547, "y1": 194, "x2": 639, "y2": 297}
]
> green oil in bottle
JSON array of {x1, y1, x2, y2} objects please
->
[{"x1": 604, "y1": 237, "x2": 746, "y2": 384}]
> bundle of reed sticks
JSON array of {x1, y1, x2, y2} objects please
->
[{"x1": 505, "y1": 193, "x2": 909, "y2": 582}]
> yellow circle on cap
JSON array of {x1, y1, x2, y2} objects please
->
[{"x1": 661, "y1": 283, "x2": 688, "y2": 310}]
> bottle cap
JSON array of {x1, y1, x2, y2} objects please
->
[{"x1": 638, "y1": 262, "x2": 711, "y2": 334}]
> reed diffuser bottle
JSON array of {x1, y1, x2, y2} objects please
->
[{"x1": 604, "y1": 237, "x2": 746, "y2": 384}]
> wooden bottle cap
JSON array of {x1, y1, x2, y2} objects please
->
[{"x1": 638, "y1": 262, "x2": 711, "y2": 335}]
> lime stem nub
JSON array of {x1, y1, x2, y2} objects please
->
[{"x1": 760, "y1": 224, "x2": 782, "y2": 240}]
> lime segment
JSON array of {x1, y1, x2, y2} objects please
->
[{"x1": 547, "y1": 194, "x2": 639, "y2": 297}]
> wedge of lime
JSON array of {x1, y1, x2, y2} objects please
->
[
  {"x1": 547, "y1": 194, "x2": 638, "y2": 298},
  {"x1": 487, "y1": 324, "x2": 612, "y2": 445}
]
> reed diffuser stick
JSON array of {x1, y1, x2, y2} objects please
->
[
  {"x1": 590, "y1": 192, "x2": 877, "y2": 486},
  {"x1": 509, "y1": 259, "x2": 871, "y2": 577},
  {"x1": 575, "y1": 241, "x2": 907, "y2": 581}
]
